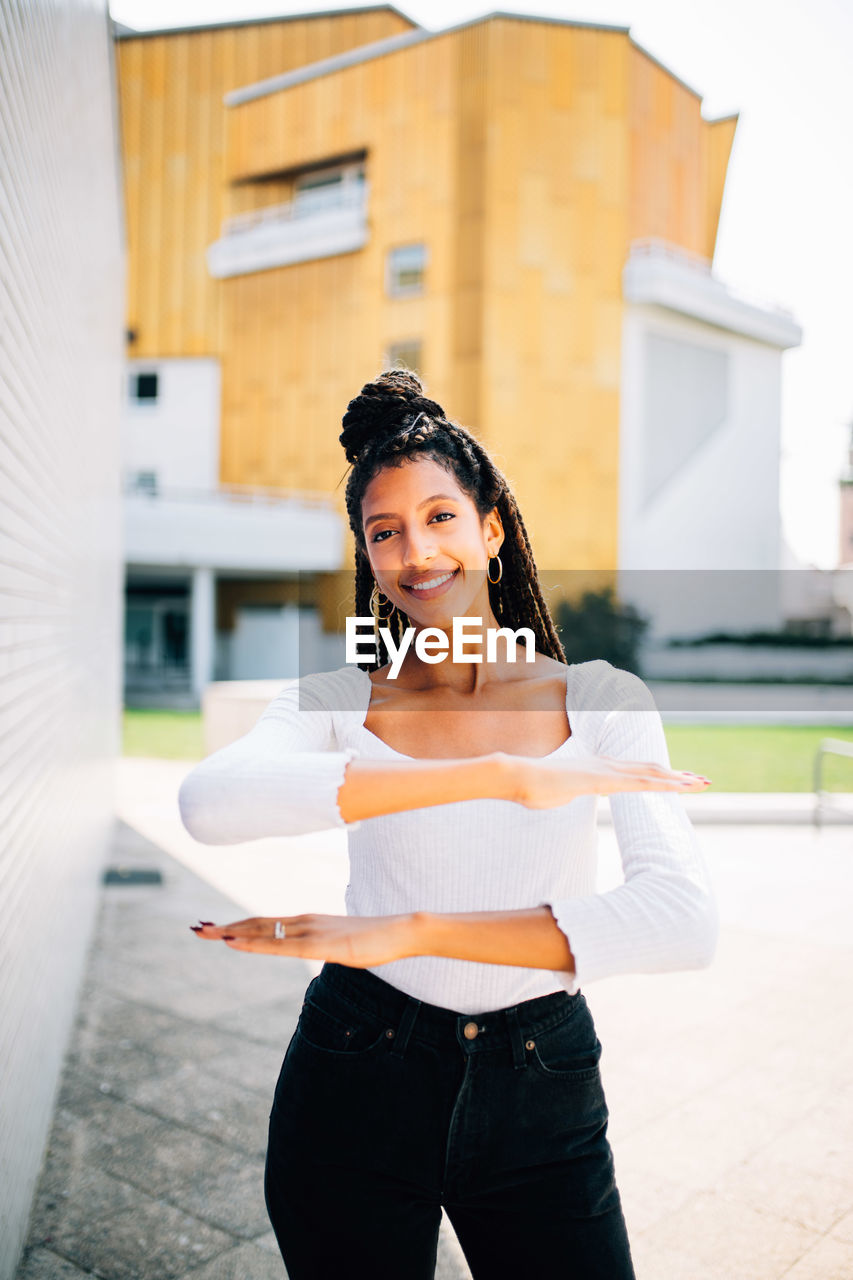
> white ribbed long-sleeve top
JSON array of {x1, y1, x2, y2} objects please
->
[{"x1": 178, "y1": 659, "x2": 719, "y2": 1014}]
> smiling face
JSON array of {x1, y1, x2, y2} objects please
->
[{"x1": 361, "y1": 455, "x2": 504, "y2": 632}]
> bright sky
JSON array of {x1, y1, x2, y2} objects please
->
[{"x1": 110, "y1": 0, "x2": 853, "y2": 569}]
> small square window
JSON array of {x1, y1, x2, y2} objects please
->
[
  {"x1": 386, "y1": 244, "x2": 427, "y2": 296},
  {"x1": 132, "y1": 372, "x2": 159, "y2": 402},
  {"x1": 129, "y1": 470, "x2": 158, "y2": 495},
  {"x1": 386, "y1": 340, "x2": 423, "y2": 376}
]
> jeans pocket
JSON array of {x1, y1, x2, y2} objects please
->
[
  {"x1": 528, "y1": 1003, "x2": 603, "y2": 1082},
  {"x1": 296, "y1": 984, "x2": 389, "y2": 1057}
]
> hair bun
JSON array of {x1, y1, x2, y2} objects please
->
[{"x1": 339, "y1": 369, "x2": 446, "y2": 464}]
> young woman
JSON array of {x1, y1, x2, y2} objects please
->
[{"x1": 179, "y1": 370, "x2": 717, "y2": 1280}]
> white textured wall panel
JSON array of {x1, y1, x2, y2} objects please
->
[{"x1": 0, "y1": 2, "x2": 124, "y2": 1275}]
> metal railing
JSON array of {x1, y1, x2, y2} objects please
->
[
  {"x1": 630, "y1": 236, "x2": 713, "y2": 275},
  {"x1": 222, "y1": 181, "x2": 368, "y2": 238},
  {"x1": 123, "y1": 476, "x2": 335, "y2": 511},
  {"x1": 813, "y1": 737, "x2": 853, "y2": 829},
  {"x1": 627, "y1": 236, "x2": 797, "y2": 321}
]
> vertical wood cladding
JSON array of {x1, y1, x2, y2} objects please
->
[
  {"x1": 120, "y1": 12, "x2": 733, "y2": 572},
  {"x1": 0, "y1": 4, "x2": 124, "y2": 1274},
  {"x1": 116, "y1": 8, "x2": 416, "y2": 358}
]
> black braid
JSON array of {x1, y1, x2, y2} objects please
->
[{"x1": 338, "y1": 369, "x2": 567, "y2": 672}]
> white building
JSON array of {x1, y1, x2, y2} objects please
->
[
  {"x1": 122, "y1": 357, "x2": 348, "y2": 705},
  {"x1": 0, "y1": 5, "x2": 125, "y2": 1275},
  {"x1": 617, "y1": 238, "x2": 803, "y2": 642}
]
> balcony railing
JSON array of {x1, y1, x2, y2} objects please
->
[
  {"x1": 123, "y1": 478, "x2": 344, "y2": 571},
  {"x1": 222, "y1": 180, "x2": 366, "y2": 236},
  {"x1": 208, "y1": 181, "x2": 369, "y2": 278},
  {"x1": 123, "y1": 476, "x2": 334, "y2": 511},
  {"x1": 628, "y1": 236, "x2": 798, "y2": 323}
]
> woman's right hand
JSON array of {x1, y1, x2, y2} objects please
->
[{"x1": 501, "y1": 752, "x2": 711, "y2": 809}]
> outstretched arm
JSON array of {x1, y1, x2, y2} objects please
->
[{"x1": 192, "y1": 906, "x2": 577, "y2": 972}]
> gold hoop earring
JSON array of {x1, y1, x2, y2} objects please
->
[
  {"x1": 370, "y1": 582, "x2": 397, "y2": 621},
  {"x1": 487, "y1": 554, "x2": 503, "y2": 585}
]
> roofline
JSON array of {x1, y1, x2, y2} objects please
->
[
  {"x1": 226, "y1": 9, "x2": 633, "y2": 107},
  {"x1": 626, "y1": 35, "x2": 704, "y2": 102},
  {"x1": 113, "y1": 4, "x2": 420, "y2": 42},
  {"x1": 704, "y1": 110, "x2": 740, "y2": 125}
]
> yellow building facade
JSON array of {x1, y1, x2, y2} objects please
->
[
  {"x1": 121, "y1": 9, "x2": 804, "y2": 695},
  {"x1": 117, "y1": 7, "x2": 735, "y2": 575},
  {"x1": 216, "y1": 14, "x2": 736, "y2": 572},
  {"x1": 117, "y1": 5, "x2": 416, "y2": 358}
]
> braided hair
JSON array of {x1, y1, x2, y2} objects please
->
[{"x1": 338, "y1": 368, "x2": 567, "y2": 672}]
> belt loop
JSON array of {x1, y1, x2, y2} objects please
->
[
  {"x1": 389, "y1": 995, "x2": 421, "y2": 1058},
  {"x1": 504, "y1": 1006, "x2": 527, "y2": 1069}
]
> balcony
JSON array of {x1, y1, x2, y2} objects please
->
[
  {"x1": 123, "y1": 479, "x2": 346, "y2": 572},
  {"x1": 207, "y1": 180, "x2": 369, "y2": 279},
  {"x1": 622, "y1": 238, "x2": 803, "y2": 349}
]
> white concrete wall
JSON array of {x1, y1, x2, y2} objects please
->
[
  {"x1": 0, "y1": 5, "x2": 125, "y2": 1276},
  {"x1": 122, "y1": 356, "x2": 220, "y2": 492},
  {"x1": 124, "y1": 487, "x2": 345, "y2": 572},
  {"x1": 618, "y1": 302, "x2": 789, "y2": 639}
]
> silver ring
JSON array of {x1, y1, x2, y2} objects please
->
[{"x1": 274, "y1": 920, "x2": 287, "y2": 939}]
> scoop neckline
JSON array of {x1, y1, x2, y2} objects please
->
[{"x1": 352, "y1": 663, "x2": 579, "y2": 762}]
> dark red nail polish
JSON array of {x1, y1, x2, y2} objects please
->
[
  {"x1": 189, "y1": 925, "x2": 202, "y2": 932},
  {"x1": 199, "y1": 920, "x2": 214, "y2": 926},
  {"x1": 221, "y1": 934, "x2": 236, "y2": 941}
]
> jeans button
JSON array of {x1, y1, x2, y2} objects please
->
[
  {"x1": 463, "y1": 1021, "x2": 479, "y2": 1040},
  {"x1": 525, "y1": 1039, "x2": 535, "y2": 1050}
]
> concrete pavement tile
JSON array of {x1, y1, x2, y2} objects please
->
[
  {"x1": 251, "y1": 1231, "x2": 281, "y2": 1256},
  {"x1": 612, "y1": 1163, "x2": 696, "y2": 1237},
  {"x1": 64, "y1": 1032, "x2": 170, "y2": 1093},
  {"x1": 630, "y1": 1189, "x2": 820, "y2": 1279},
  {"x1": 28, "y1": 1164, "x2": 233, "y2": 1279},
  {"x1": 111, "y1": 1127, "x2": 271, "y2": 1238},
  {"x1": 587, "y1": 927, "x2": 799, "y2": 1042},
  {"x1": 615, "y1": 1080, "x2": 788, "y2": 1189},
  {"x1": 148, "y1": 1018, "x2": 264, "y2": 1062},
  {"x1": 169, "y1": 1241, "x2": 285, "y2": 1279},
  {"x1": 188, "y1": 952, "x2": 313, "y2": 1009},
  {"x1": 200, "y1": 1038, "x2": 289, "y2": 1098},
  {"x1": 780, "y1": 1234, "x2": 853, "y2": 1279},
  {"x1": 599, "y1": 1016, "x2": 777, "y2": 1144},
  {"x1": 120, "y1": 1061, "x2": 271, "y2": 1157},
  {"x1": 709, "y1": 1152, "x2": 853, "y2": 1237},
  {"x1": 699, "y1": 1034, "x2": 853, "y2": 1126},
  {"x1": 66, "y1": 988, "x2": 183, "y2": 1053},
  {"x1": 86, "y1": 954, "x2": 273, "y2": 1022},
  {"x1": 36, "y1": 1101, "x2": 170, "y2": 1198},
  {"x1": 15, "y1": 1247, "x2": 92, "y2": 1278},
  {"x1": 437, "y1": 1213, "x2": 473, "y2": 1279},
  {"x1": 55, "y1": 1067, "x2": 131, "y2": 1119},
  {"x1": 740, "y1": 1090, "x2": 853, "y2": 1185},
  {"x1": 829, "y1": 1208, "x2": 853, "y2": 1242},
  {"x1": 601, "y1": 1066, "x2": 694, "y2": 1144},
  {"x1": 210, "y1": 998, "x2": 301, "y2": 1049}
]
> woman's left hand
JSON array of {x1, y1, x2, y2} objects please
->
[{"x1": 190, "y1": 912, "x2": 422, "y2": 968}]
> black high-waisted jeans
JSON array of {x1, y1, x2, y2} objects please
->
[{"x1": 264, "y1": 961, "x2": 636, "y2": 1279}]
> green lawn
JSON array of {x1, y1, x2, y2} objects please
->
[
  {"x1": 122, "y1": 710, "x2": 853, "y2": 794},
  {"x1": 663, "y1": 725, "x2": 853, "y2": 793},
  {"x1": 123, "y1": 710, "x2": 205, "y2": 760}
]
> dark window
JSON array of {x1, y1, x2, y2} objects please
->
[
  {"x1": 129, "y1": 471, "x2": 158, "y2": 495},
  {"x1": 133, "y1": 372, "x2": 159, "y2": 402}
]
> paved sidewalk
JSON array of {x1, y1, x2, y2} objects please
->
[
  {"x1": 14, "y1": 762, "x2": 853, "y2": 1279},
  {"x1": 14, "y1": 817, "x2": 471, "y2": 1280}
]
